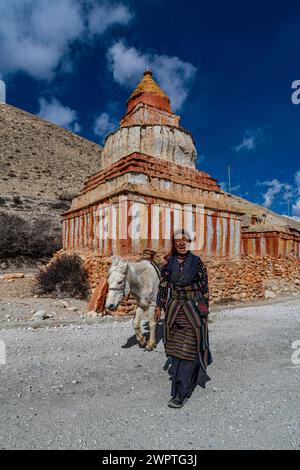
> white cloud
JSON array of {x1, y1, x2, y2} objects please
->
[
  {"x1": 256, "y1": 171, "x2": 300, "y2": 218},
  {"x1": 231, "y1": 184, "x2": 241, "y2": 193},
  {"x1": 197, "y1": 154, "x2": 205, "y2": 163},
  {"x1": 233, "y1": 132, "x2": 256, "y2": 152},
  {"x1": 38, "y1": 97, "x2": 80, "y2": 132},
  {"x1": 294, "y1": 170, "x2": 300, "y2": 191},
  {"x1": 219, "y1": 181, "x2": 240, "y2": 193},
  {"x1": 292, "y1": 200, "x2": 300, "y2": 217},
  {"x1": 107, "y1": 41, "x2": 147, "y2": 86},
  {"x1": 0, "y1": 80, "x2": 6, "y2": 103},
  {"x1": 88, "y1": 3, "x2": 133, "y2": 35},
  {"x1": 107, "y1": 40, "x2": 197, "y2": 111},
  {"x1": 257, "y1": 179, "x2": 293, "y2": 208},
  {"x1": 0, "y1": 0, "x2": 83, "y2": 80},
  {"x1": 0, "y1": 1, "x2": 132, "y2": 80},
  {"x1": 94, "y1": 112, "x2": 117, "y2": 138},
  {"x1": 292, "y1": 170, "x2": 300, "y2": 216},
  {"x1": 259, "y1": 179, "x2": 283, "y2": 208},
  {"x1": 232, "y1": 127, "x2": 268, "y2": 153}
]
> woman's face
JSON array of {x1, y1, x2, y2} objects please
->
[{"x1": 174, "y1": 237, "x2": 189, "y2": 255}]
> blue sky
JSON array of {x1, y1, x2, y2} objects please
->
[{"x1": 0, "y1": 0, "x2": 300, "y2": 218}]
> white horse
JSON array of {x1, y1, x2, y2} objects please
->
[{"x1": 105, "y1": 257, "x2": 161, "y2": 351}]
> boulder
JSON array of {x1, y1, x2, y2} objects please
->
[
  {"x1": 87, "y1": 277, "x2": 108, "y2": 313},
  {"x1": 264, "y1": 290, "x2": 277, "y2": 299},
  {"x1": 32, "y1": 310, "x2": 52, "y2": 321},
  {"x1": 86, "y1": 310, "x2": 98, "y2": 318}
]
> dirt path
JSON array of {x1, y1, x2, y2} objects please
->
[{"x1": 0, "y1": 297, "x2": 299, "y2": 450}]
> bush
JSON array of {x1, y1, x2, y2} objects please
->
[
  {"x1": 12, "y1": 195, "x2": 21, "y2": 204},
  {"x1": 0, "y1": 213, "x2": 62, "y2": 258},
  {"x1": 34, "y1": 254, "x2": 89, "y2": 299},
  {"x1": 50, "y1": 201, "x2": 70, "y2": 210},
  {"x1": 58, "y1": 191, "x2": 77, "y2": 202}
]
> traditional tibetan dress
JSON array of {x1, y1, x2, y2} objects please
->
[{"x1": 156, "y1": 251, "x2": 213, "y2": 398}]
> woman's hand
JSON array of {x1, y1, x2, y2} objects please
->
[{"x1": 154, "y1": 307, "x2": 162, "y2": 323}]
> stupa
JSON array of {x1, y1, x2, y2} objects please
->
[{"x1": 62, "y1": 70, "x2": 242, "y2": 259}]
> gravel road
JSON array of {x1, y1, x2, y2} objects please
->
[{"x1": 0, "y1": 297, "x2": 299, "y2": 450}]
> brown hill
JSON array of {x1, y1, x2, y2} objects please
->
[
  {"x1": 0, "y1": 103, "x2": 102, "y2": 266},
  {"x1": 0, "y1": 103, "x2": 102, "y2": 199},
  {"x1": 226, "y1": 192, "x2": 300, "y2": 234}
]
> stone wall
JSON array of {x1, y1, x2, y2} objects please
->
[
  {"x1": 208, "y1": 256, "x2": 300, "y2": 303},
  {"x1": 52, "y1": 250, "x2": 300, "y2": 315}
]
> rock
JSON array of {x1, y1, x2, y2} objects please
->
[
  {"x1": 87, "y1": 277, "x2": 108, "y2": 313},
  {"x1": 0, "y1": 272, "x2": 25, "y2": 280},
  {"x1": 271, "y1": 285, "x2": 280, "y2": 291},
  {"x1": 87, "y1": 311, "x2": 98, "y2": 318},
  {"x1": 264, "y1": 290, "x2": 277, "y2": 299},
  {"x1": 32, "y1": 310, "x2": 52, "y2": 321},
  {"x1": 0, "y1": 261, "x2": 7, "y2": 270}
]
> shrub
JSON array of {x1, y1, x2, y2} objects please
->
[
  {"x1": 34, "y1": 254, "x2": 89, "y2": 299},
  {"x1": 58, "y1": 191, "x2": 77, "y2": 201},
  {"x1": 12, "y1": 195, "x2": 21, "y2": 205},
  {"x1": 50, "y1": 201, "x2": 70, "y2": 210},
  {"x1": 0, "y1": 213, "x2": 62, "y2": 258}
]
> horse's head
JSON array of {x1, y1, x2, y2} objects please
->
[{"x1": 105, "y1": 257, "x2": 130, "y2": 311}]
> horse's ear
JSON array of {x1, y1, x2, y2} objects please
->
[
  {"x1": 118, "y1": 259, "x2": 128, "y2": 273},
  {"x1": 111, "y1": 256, "x2": 119, "y2": 266}
]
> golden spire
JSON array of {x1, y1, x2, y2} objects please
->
[{"x1": 128, "y1": 70, "x2": 168, "y2": 101}]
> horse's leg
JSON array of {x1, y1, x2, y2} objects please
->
[
  {"x1": 133, "y1": 306, "x2": 147, "y2": 347},
  {"x1": 145, "y1": 304, "x2": 156, "y2": 351}
]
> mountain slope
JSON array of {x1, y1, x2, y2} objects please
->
[{"x1": 0, "y1": 103, "x2": 102, "y2": 199}]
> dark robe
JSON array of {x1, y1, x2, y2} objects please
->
[{"x1": 156, "y1": 251, "x2": 213, "y2": 396}]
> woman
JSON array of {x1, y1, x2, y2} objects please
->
[{"x1": 155, "y1": 229, "x2": 212, "y2": 408}]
